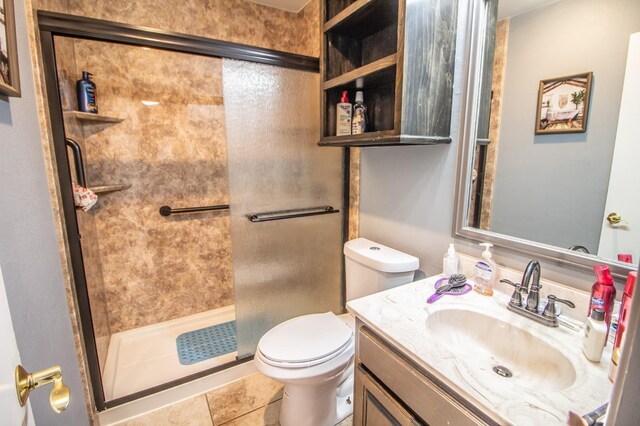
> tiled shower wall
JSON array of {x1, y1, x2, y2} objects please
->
[
  {"x1": 46, "y1": 0, "x2": 361, "y2": 339},
  {"x1": 75, "y1": 40, "x2": 233, "y2": 333},
  {"x1": 43, "y1": 0, "x2": 323, "y2": 338},
  {"x1": 35, "y1": 0, "x2": 320, "y2": 57}
]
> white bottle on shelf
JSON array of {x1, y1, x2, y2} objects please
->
[{"x1": 336, "y1": 91, "x2": 352, "y2": 136}]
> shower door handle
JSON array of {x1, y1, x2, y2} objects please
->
[
  {"x1": 248, "y1": 206, "x2": 339, "y2": 223},
  {"x1": 65, "y1": 138, "x2": 87, "y2": 187}
]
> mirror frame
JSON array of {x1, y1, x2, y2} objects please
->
[{"x1": 453, "y1": 0, "x2": 637, "y2": 279}]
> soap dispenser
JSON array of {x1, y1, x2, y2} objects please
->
[
  {"x1": 442, "y1": 243, "x2": 460, "y2": 276},
  {"x1": 473, "y1": 243, "x2": 496, "y2": 296}
]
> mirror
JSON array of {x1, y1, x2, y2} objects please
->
[{"x1": 456, "y1": 0, "x2": 639, "y2": 276}]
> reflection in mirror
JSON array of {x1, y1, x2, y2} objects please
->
[{"x1": 467, "y1": 0, "x2": 640, "y2": 265}]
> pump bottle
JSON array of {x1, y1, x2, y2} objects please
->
[
  {"x1": 473, "y1": 243, "x2": 496, "y2": 296},
  {"x1": 442, "y1": 243, "x2": 460, "y2": 276}
]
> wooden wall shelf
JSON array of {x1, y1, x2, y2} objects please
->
[
  {"x1": 319, "y1": 0, "x2": 458, "y2": 147},
  {"x1": 323, "y1": 54, "x2": 396, "y2": 90}
]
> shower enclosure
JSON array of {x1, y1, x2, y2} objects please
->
[{"x1": 40, "y1": 12, "x2": 345, "y2": 409}]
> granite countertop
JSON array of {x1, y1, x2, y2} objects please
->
[{"x1": 347, "y1": 275, "x2": 613, "y2": 426}]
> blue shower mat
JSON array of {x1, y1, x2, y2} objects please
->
[{"x1": 176, "y1": 320, "x2": 237, "y2": 365}]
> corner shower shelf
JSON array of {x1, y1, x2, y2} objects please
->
[
  {"x1": 89, "y1": 183, "x2": 131, "y2": 194},
  {"x1": 65, "y1": 110, "x2": 125, "y2": 124}
]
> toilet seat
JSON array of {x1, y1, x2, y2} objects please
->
[{"x1": 258, "y1": 312, "x2": 353, "y2": 368}]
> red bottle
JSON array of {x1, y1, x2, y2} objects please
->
[
  {"x1": 614, "y1": 271, "x2": 636, "y2": 350},
  {"x1": 618, "y1": 254, "x2": 633, "y2": 264},
  {"x1": 589, "y1": 265, "x2": 617, "y2": 342}
]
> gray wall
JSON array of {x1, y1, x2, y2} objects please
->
[
  {"x1": 359, "y1": 0, "x2": 599, "y2": 293},
  {"x1": 490, "y1": 0, "x2": 640, "y2": 254},
  {"x1": 0, "y1": 1, "x2": 90, "y2": 424}
]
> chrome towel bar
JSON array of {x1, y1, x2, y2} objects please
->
[
  {"x1": 159, "y1": 204, "x2": 230, "y2": 217},
  {"x1": 249, "y1": 206, "x2": 339, "y2": 223}
]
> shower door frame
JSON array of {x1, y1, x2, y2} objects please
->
[{"x1": 38, "y1": 11, "x2": 349, "y2": 411}]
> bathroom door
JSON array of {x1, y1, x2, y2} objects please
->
[
  {"x1": 598, "y1": 33, "x2": 640, "y2": 261},
  {"x1": 0, "y1": 264, "x2": 34, "y2": 425},
  {"x1": 222, "y1": 60, "x2": 344, "y2": 358}
]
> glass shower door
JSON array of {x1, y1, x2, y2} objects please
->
[{"x1": 222, "y1": 60, "x2": 344, "y2": 358}]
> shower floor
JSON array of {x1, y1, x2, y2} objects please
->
[{"x1": 102, "y1": 305, "x2": 237, "y2": 400}]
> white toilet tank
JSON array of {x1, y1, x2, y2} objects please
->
[{"x1": 344, "y1": 238, "x2": 419, "y2": 301}]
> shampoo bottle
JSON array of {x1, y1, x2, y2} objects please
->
[
  {"x1": 351, "y1": 91, "x2": 368, "y2": 134},
  {"x1": 336, "y1": 91, "x2": 352, "y2": 136},
  {"x1": 442, "y1": 243, "x2": 460, "y2": 276},
  {"x1": 590, "y1": 264, "x2": 617, "y2": 342},
  {"x1": 473, "y1": 243, "x2": 496, "y2": 296},
  {"x1": 76, "y1": 71, "x2": 98, "y2": 114}
]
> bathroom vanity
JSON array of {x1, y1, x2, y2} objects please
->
[
  {"x1": 348, "y1": 263, "x2": 613, "y2": 425},
  {"x1": 354, "y1": 324, "x2": 489, "y2": 425}
]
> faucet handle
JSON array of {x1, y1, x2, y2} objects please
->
[
  {"x1": 500, "y1": 279, "x2": 524, "y2": 307},
  {"x1": 500, "y1": 279, "x2": 519, "y2": 287},
  {"x1": 542, "y1": 294, "x2": 576, "y2": 319}
]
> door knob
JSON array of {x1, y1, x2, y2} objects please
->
[
  {"x1": 15, "y1": 365, "x2": 70, "y2": 413},
  {"x1": 607, "y1": 212, "x2": 628, "y2": 226}
]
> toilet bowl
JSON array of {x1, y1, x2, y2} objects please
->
[
  {"x1": 255, "y1": 238, "x2": 419, "y2": 426},
  {"x1": 254, "y1": 313, "x2": 355, "y2": 426}
]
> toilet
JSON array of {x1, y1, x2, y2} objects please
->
[{"x1": 254, "y1": 238, "x2": 419, "y2": 426}]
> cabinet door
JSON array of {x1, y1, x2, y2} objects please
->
[{"x1": 355, "y1": 366, "x2": 422, "y2": 426}]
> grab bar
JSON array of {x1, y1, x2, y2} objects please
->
[
  {"x1": 249, "y1": 206, "x2": 339, "y2": 223},
  {"x1": 159, "y1": 204, "x2": 230, "y2": 217},
  {"x1": 65, "y1": 138, "x2": 87, "y2": 187}
]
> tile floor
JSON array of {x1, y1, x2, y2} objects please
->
[{"x1": 117, "y1": 372, "x2": 353, "y2": 426}]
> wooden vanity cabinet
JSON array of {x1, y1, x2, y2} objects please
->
[
  {"x1": 319, "y1": 0, "x2": 458, "y2": 147},
  {"x1": 354, "y1": 321, "x2": 495, "y2": 426}
]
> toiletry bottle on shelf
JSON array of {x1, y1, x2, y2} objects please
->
[
  {"x1": 583, "y1": 308, "x2": 607, "y2": 363},
  {"x1": 351, "y1": 91, "x2": 368, "y2": 134},
  {"x1": 589, "y1": 265, "x2": 617, "y2": 342},
  {"x1": 614, "y1": 271, "x2": 636, "y2": 351},
  {"x1": 618, "y1": 254, "x2": 633, "y2": 264},
  {"x1": 76, "y1": 71, "x2": 98, "y2": 114},
  {"x1": 473, "y1": 243, "x2": 496, "y2": 296},
  {"x1": 442, "y1": 243, "x2": 460, "y2": 276},
  {"x1": 336, "y1": 91, "x2": 352, "y2": 136}
]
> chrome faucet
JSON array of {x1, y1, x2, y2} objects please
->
[
  {"x1": 522, "y1": 260, "x2": 541, "y2": 312},
  {"x1": 500, "y1": 260, "x2": 575, "y2": 327}
]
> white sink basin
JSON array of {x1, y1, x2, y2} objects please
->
[{"x1": 426, "y1": 309, "x2": 577, "y2": 392}]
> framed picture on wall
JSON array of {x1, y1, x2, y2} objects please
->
[
  {"x1": 0, "y1": 0, "x2": 21, "y2": 97},
  {"x1": 535, "y1": 72, "x2": 592, "y2": 135}
]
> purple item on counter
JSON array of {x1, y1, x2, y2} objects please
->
[{"x1": 427, "y1": 276, "x2": 472, "y2": 303}]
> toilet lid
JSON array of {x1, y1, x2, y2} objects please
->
[{"x1": 259, "y1": 312, "x2": 353, "y2": 364}]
